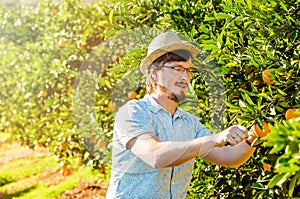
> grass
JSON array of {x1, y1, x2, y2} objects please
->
[
  {"x1": 10, "y1": 166, "x2": 103, "y2": 199},
  {"x1": 0, "y1": 132, "x2": 107, "y2": 199},
  {"x1": 0, "y1": 155, "x2": 58, "y2": 183}
]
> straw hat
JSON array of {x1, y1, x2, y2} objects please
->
[{"x1": 140, "y1": 32, "x2": 198, "y2": 75}]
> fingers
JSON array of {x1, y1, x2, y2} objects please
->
[
  {"x1": 247, "y1": 125, "x2": 255, "y2": 136},
  {"x1": 246, "y1": 125, "x2": 258, "y2": 141},
  {"x1": 226, "y1": 125, "x2": 248, "y2": 146}
]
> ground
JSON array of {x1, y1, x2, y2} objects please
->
[{"x1": 0, "y1": 134, "x2": 108, "y2": 199}]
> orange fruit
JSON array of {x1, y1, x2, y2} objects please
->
[
  {"x1": 58, "y1": 39, "x2": 67, "y2": 48},
  {"x1": 59, "y1": 141, "x2": 67, "y2": 151},
  {"x1": 89, "y1": 136, "x2": 96, "y2": 144},
  {"x1": 253, "y1": 121, "x2": 270, "y2": 137},
  {"x1": 107, "y1": 101, "x2": 116, "y2": 113},
  {"x1": 41, "y1": 90, "x2": 47, "y2": 97},
  {"x1": 51, "y1": 8, "x2": 57, "y2": 14},
  {"x1": 60, "y1": 168, "x2": 72, "y2": 176},
  {"x1": 60, "y1": 162, "x2": 68, "y2": 169},
  {"x1": 38, "y1": 100, "x2": 43, "y2": 107},
  {"x1": 263, "y1": 163, "x2": 272, "y2": 172},
  {"x1": 262, "y1": 69, "x2": 275, "y2": 85},
  {"x1": 38, "y1": 142, "x2": 44, "y2": 147},
  {"x1": 285, "y1": 108, "x2": 300, "y2": 120},
  {"x1": 98, "y1": 140, "x2": 106, "y2": 149},
  {"x1": 128, "y1": 91, "x2": 137, "y2": 100}
]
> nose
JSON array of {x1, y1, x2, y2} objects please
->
[{"x1": 180, "y1": 69, "x2": 189, "y2": 80}]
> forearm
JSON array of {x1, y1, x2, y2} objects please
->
[
  {"x1": 203, "y1": 140, "x2": 256, "y2": 168},
  {"x1": 137, "y1": 136, "x2": 216, "y2": 168}
]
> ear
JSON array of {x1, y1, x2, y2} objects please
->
[{"x1": 150, "y1": 66, "x2": 158, "y2": 81}]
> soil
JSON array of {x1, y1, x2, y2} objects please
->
[{"x1": 59, "y1": 180, "x2": 108, "y2": 199}]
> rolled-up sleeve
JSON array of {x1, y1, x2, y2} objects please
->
[
  {"x1": 115, "y1": 100, "x2": 154, "y2": 148},
  {"x1": 195, "y1": 119, "x2": 211, "y2": 138}
]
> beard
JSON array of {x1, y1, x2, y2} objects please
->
[
  {"x1": 158, "y1": 84, "x2": 187, "y2": 102},
  {"x1": 168, "y1": 91, "x2": 187, "y2": 102}
]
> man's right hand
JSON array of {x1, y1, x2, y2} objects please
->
[{"x1": 214, "y1": 125, "x2": 248, "y2": 147}]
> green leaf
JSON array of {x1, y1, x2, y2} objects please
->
[
  {"x1": 251, "y1": 182, "x2": 265, "y2": 189},
  {"x1": 246, "y1": 0, "x2": 252, "y2": 10},
  {"x1": 269, "y1": 143, "x2": 286, "y2": 154},
  {"x1": 204, "y1": 16, "x2": 216, "y2": 21},
  {"x1": 239, "y1": 99, "x2": 247, "y2": 108},
  {"x1": 286, "y1": 16, "x2": 296, "y2": 23},
  {"x1": 279, "y1": 1, "x2": 288, "y2": 12},
  {"x1": 251, "y1": 137, "x2": 263, "y2": 147},
  {"x1": 214, "y1": 13, "x2": 233, "y2": 20},
  {"x1": 109, "y1": 9, "x2": 114, "y2": 24},
  {"x1": 98, "y1": 21, "x2": 109, "y2": 27},
  {"x1": 267, "y1": 173, "x2": 287, "y2": 188},
  {"x1": 277, "y1": 88, "x2": 286, "y2": 96},
  {"x1": 242, "y1": 92, "x2": 255, "y2": 105},
  {"x1": 289, "y1": 174, "x2": 298, "y2": 197},
  {"x1": 286, "y1": 141, "x2": 298, "y2": 155},
  {"x1": 217, "y1": 30, "x2": 224, "y2": 49},
  {"x1": 228, "y1": 106, "x2": 241, "y2": 113}
]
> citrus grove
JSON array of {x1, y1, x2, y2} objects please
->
[{"x1": 0, "y1": 0, "x2": 299, "y2": 198}]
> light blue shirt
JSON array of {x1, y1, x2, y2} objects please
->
[{"x1": 106, "y1": 94, "x2": 211, "y2": 199}]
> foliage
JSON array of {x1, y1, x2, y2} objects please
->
[
  {"x1": 160, "y1": 0, "x2": 299, "y2": 197},
  {"x1": 0, "y1": 0, "x2": 299, "y2": 198},
  {"x1": 263, "y1": 119, "x2": 300, "y2": 198}
]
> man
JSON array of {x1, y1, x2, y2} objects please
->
[{"x1": 106, "y1": 32, "x2": 257, "y2": 199}]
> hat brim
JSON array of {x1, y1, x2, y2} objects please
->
[{"x1": 140, "y1": 42, "x2": 198, "y2": 75}]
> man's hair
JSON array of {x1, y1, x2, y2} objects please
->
[{"x1": 146, "y1": 50, "x2": 193, "y2": 94}]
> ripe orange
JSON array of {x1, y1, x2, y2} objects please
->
[
  {"x1": 89, "y1": 136, "x2": 96, "y2": 144},
  {"x1": 98, "y1": 140, "x2": 106, "y2": 149},
  {"x1": 51, "y1": 8, "x2": 57, "y2": 14},
  {"x1": 262, "y1": 69, "x2": 275, "y2": 85},
  {"x1": 60, "y1": 168, "x2": 72, "y2": 176},
  {"x1": 41, "y1": 90, "x2": 47, "y2": 97},
  {"x1": 128, "y1": 91, "x2": 137, "y2": 100},
  {"x1": 107, "y1": 101, "x2": 116, "y2": 113},
  {"x1": 59, "y1": 141, "x2": 67, "y2": 151},
  {"x1": 253, "y1": 121, "x2": 270, "y2": 137},
  {"x1": 263, "y1": 163, "x2": 272, "y2": 172},
  {"x1": 285, "y1": 108, "x2": 300, "y2": 120},
  {"x1": 58, "y1": 39, "x2": 67, "y2": 48},
  {"x1": 60, "y1": 162, "x2": 68, "y2": 169},
  {"x1": 38, "y1": 100, "x2": 43, "y2": 107}
]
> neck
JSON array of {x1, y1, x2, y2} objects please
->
[{"x1": 150, "y1": 92, "x2": 178, "y2": 115}]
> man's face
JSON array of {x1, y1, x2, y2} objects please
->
[{"x1": 155, "y1": 60, "x2": 194, "y2": 102}]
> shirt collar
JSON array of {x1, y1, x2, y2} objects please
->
[
  {"x1": 173, "y1": 107, "x2": 184, "y2": 119},
  {"x1": 143, "y1": 94, "x2": 162, "y2": 113},
  {"x1": 143, "y1": 94, "x2": 184, "y2": 119}
]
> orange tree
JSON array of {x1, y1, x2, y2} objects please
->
[
  {"x1": 0, "y1": 0, "x2": 167, "y2": 170},
  {"x1": 101, "y1": 0, "x2": 299, "y2": 197},
  {"x1": 84, "y1": 0, "x2": 300, "y2": 197},
  {"x1": 0, "y1": 0, "x2": 299, "y2": 198},
  {"x1": 159, "y1": 0, "x2": 299, "y2": 198},
  {"x1": 0, "y1": 0, "x2": 126, "y2": 167}
]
